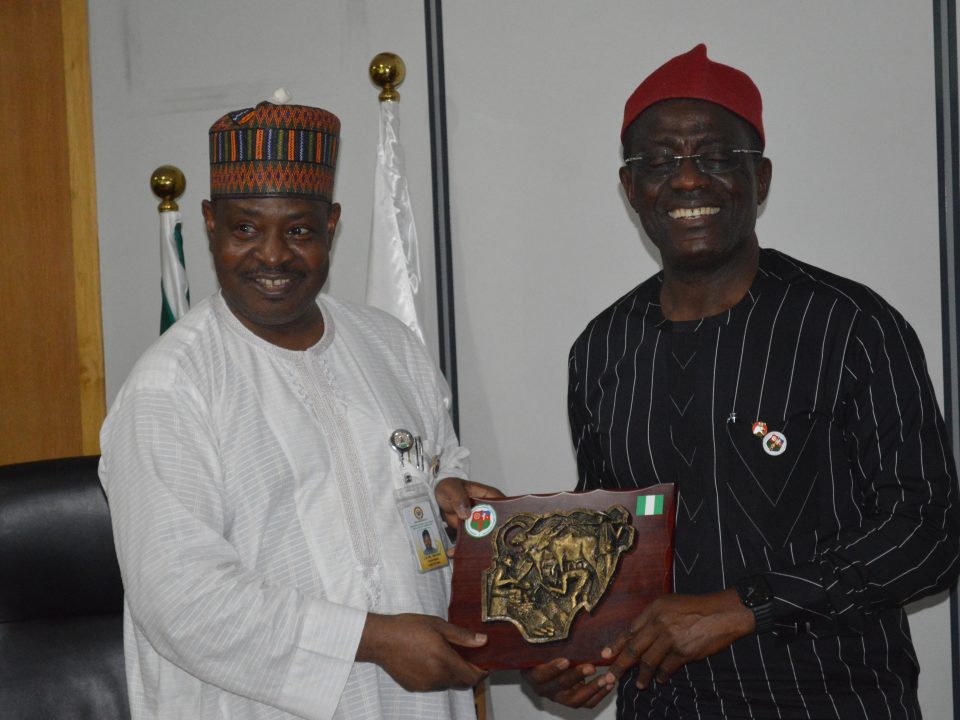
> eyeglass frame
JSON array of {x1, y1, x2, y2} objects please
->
[{"x1": 623, "y1": 147, "x2": 763, "y2": 178}]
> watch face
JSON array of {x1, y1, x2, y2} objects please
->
[{"x1": 738, "y1": 577, "x2": 772, "y2": 607}]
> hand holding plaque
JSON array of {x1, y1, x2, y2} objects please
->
[{"x1": 448, "y1": 485, "x2": 675, "y2": 670}]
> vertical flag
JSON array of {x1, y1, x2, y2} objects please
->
[
  {"x1": 637, "y1": 494, "x2": 665, "y2": 516},
  {"x1": 159, "y1": 208, "x2": 190, "y2": 333},
  {"x1": 153, "y1": 165, "x2": 190, "y2": 334},
  {"x1": 366, "y1": 96, "x2": 426, "y2": 344}
]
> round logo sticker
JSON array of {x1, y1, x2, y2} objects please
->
[
  {"x1": 465, "y1": 503, "x2": 497, "y2": 538},
  {"x1": 762, "y1": 430, "x2": 787, "y2": 456}
]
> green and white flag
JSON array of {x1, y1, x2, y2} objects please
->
[
  {"x1": 637, "y1": 494, "x2": 665, "y2": 516},
  {"x1": 160, "y1": 209, "x2": 190, "y2": 334}
]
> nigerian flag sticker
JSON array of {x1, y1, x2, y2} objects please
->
[{"x1": 637, "y1": 494, "x2": 665, "y2": 516}]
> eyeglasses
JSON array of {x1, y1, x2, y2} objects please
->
[{"x1": 624, "y1": 146, "x2": 762, "y2": 178}]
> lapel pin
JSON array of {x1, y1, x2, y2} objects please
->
[{"x1": 762, "y1": 430, "x2": 787, "y2": 456}]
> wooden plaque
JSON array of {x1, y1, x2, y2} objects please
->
[{"x1": 448, "y1": 485, "x2": 675, "y2": 670}]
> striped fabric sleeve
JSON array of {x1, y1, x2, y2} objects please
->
[
  {"x1": 764, "y1": 308, "x2": 960, "y2": 635},
  {"x1": 101, "y1": 384, "x2": 366, "y2": 719},
  {"x1": 569, "y1": 345, "x2": 605, "y2": 491}
]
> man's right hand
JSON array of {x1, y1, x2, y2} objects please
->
[
  {"x1": 522, "y1": 657, "x2": 615, "y2": 708},
  {"x1": 356, "y1": 613, "x2": 488, "y2": 692}
]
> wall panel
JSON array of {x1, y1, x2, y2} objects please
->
[{"x1": 0, "y1": 0, "x2": 104, "y2": 464}]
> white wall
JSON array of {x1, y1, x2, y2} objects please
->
[{"x1": 89, "y1": 1, "x2": 956, "y2": 719}]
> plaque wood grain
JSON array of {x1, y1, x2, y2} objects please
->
[{"x1": 448, "y1": 485, "x2": 675, "y2": 670}]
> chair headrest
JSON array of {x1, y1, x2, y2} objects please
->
[{"x1": 0, "y1": 456, "x2": 123, "y2": 622}]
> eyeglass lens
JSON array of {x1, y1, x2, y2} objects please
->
[{"x1": 626, "y1": 147, "x2": 760, "y2": 177}]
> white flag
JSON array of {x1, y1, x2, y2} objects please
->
[
  {"x1": 367, "y1": 99, "x2": 425, "y2": 343},
  {"x1": 160, "y1": 209, "x2": 190, "y2": 333}
]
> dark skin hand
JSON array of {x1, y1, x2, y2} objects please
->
[
  {"x1": 525, "y1": 589, "x2": 754, "y2": 706},
  {"x1": 601, "y1": 589, "x2": 755, "y2": 689},
  {"x1": 356, "y1": 612, "x2": 488, "y2": 692},
  {"x1": 522, "y1": 658, "x2": 615, "y2": 709},
  {"x1": 434, "y1": 477, "x2": 505, "y2": 556},
  {"x1": 353, "y1": 483, "x2": 503, "y2": 688}
]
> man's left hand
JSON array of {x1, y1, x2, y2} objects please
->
[
  {"x1": 522, "y1": 658, "x2": 614, "y2": 708},
  {"x1": 602, "y1": 589, "x2": 755, "y2": 689}
]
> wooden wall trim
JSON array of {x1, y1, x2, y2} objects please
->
[{"x1": 61, "y1": 0, "x2": 105, "y2": 455}]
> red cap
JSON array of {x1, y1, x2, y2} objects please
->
[{"x1": 621, "y1": 44, "x2": 764, "y2": 146}]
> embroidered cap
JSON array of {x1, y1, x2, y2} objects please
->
[
  {"x1": 209, "y1": 101, "x2": 340, "y2": 201},
  {"x1": 621, "y1": 44, "x2": 764, "y2": 147}
]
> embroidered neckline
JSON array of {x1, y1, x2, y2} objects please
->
[{"x1": 212, "y1": 291, "x2": 336, "y2": 360}]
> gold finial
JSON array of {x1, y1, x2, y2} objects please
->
[
  {"x1": 150, "y1": 165, "x2": 186, "y2": 212},
  {"x1": 369, "y1": 52, "x2": 406, "y2": 102}
]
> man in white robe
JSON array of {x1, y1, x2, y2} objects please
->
[{"x1": 100, "y1": 101, "x2": 498, "y2": 720}]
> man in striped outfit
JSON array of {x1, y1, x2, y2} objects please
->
[{"x1": 526, "y1": 44, "x2": 960, "y2": 719}]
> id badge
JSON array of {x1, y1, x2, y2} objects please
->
[{"x1": 395, "y1": 481, "x2": 450, "y2": 573}]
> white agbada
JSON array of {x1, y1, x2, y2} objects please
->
[{"x1": 99, "y1": 293, "x2": 475, "y2": 720}]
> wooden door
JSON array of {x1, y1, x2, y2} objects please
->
[{"x1": 0, "y1": 0, "x2": 105, "y2": 465}]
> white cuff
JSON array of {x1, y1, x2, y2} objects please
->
[{"x1": 280, "y1": 600, "x2": 367, "y2": 720}]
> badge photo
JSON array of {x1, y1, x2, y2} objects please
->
[{"x1": 394, "y1": 482, "x2": 449, "y2": 573}]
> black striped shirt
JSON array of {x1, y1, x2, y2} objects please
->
[{"x1": 568, "y1": 249, "x2": 960, "y2": 719}]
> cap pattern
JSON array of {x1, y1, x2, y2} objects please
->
[{"x1": 209, "y1": 102, "x2": 340, "y2": 201}]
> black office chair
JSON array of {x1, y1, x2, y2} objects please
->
[{"x1": 0, "y1": 455, "x2": 129, "y2": 719}]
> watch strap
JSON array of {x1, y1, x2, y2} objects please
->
[
  {"x1": 749, "y1": 599, "x2": 774, "y2": 634},
  {"x1": 735, "y1": 575, "x2": 774, "y2": 634}
]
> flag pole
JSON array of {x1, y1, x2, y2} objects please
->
[
  {"x1": 367, "y1": 52, "x2": 427, "y2": 344},
  {"x1": 369, "y1": 51, "x2": 404, "y2": 102},
  {"x1": 151, "y1": 165, "x2": 190, "y2": 334}
]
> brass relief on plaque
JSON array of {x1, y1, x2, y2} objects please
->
[{"x1": 481, "y1": 506, "x2": 636, "y2": 643}]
